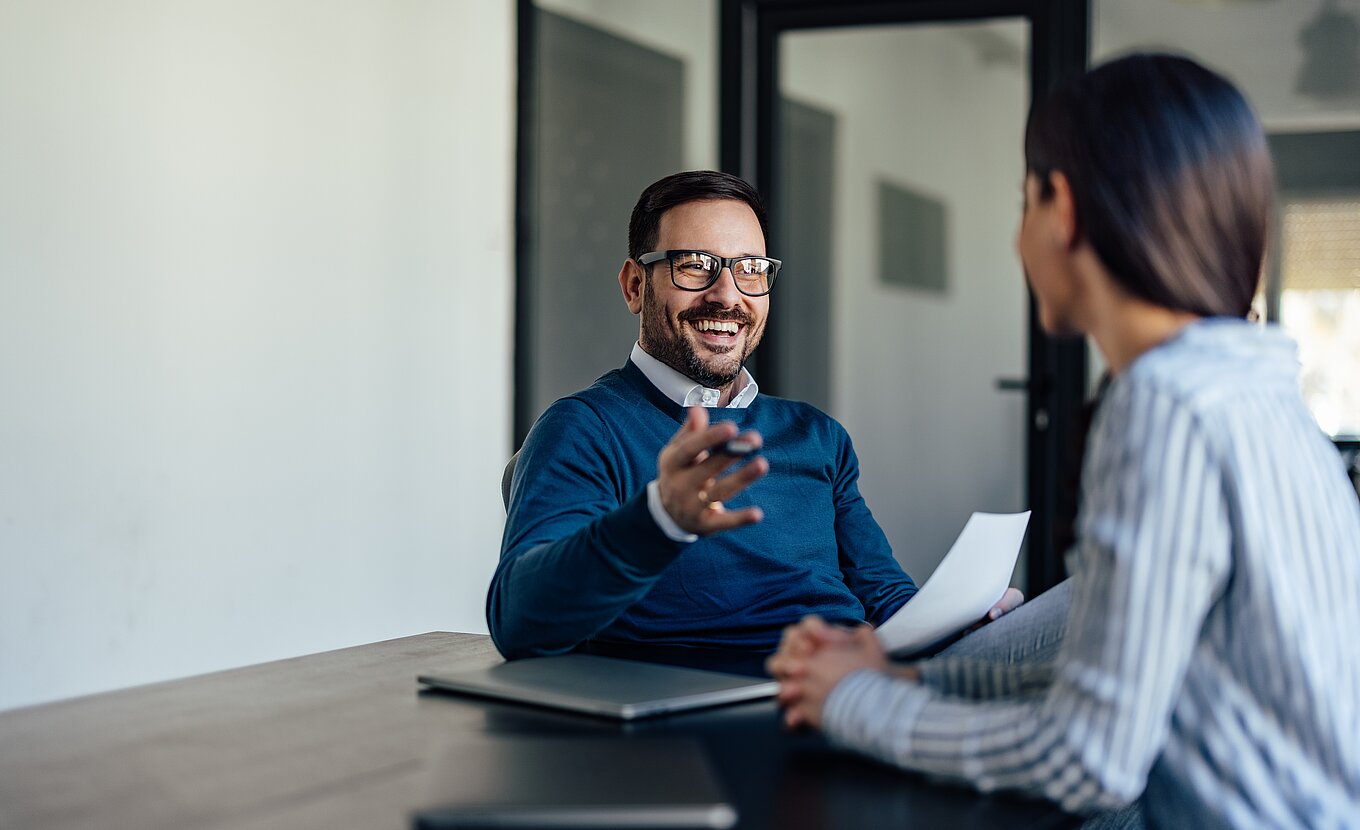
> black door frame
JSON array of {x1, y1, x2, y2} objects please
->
[{"x1": 718, "y1": 0, "x2": 1091, "y2": 596}]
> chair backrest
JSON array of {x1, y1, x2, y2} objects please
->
[{"x1": 501, "y1": 450, "x2": 519, "y2": 512}]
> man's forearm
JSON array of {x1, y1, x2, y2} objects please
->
[{"x1": 487, "y1": 489, "x2": 683, "y2": 658}]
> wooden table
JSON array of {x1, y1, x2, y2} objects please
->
[{"x1": 0, "y1": 633, "x2": 1077, "y2": 829}]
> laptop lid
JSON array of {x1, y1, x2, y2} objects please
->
[
  {"x1": 417, "y1": 654, "x2": 778, "y2": 720},
  {"x1": 412, "y1": 735, "x2": 737, "y2": 829}
]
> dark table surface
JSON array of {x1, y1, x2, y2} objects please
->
[{"x1": 0, "y1": 632, "x2": 1079, "y2": 830}]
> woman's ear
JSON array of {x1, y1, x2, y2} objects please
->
[
  {"x1": 619, "y1": 259, "x2": 645, "y2": 315},
  {"x1": 1049, "y1": 171, "x2": 1079, "y2": 251}
]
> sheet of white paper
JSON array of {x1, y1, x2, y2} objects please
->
[{"x1": 875, "y1": 511, "x2": 1031, "y2": 657}]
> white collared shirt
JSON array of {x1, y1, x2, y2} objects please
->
[
  {"x1": 629, "y1": 342, "x2": 759, "y2": 409},
  {"x1": 630, "y1": 342, "x2": 759, "y2": 542}
]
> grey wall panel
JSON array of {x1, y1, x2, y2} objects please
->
[
  {"x1": 878, "y1": 180, "x2": 948, "y2": 293},
  {"x1": 525, "y1": 10, "x2": 685, "y2": 429},
  {"x1": 773, "y1": 98, "x2": 835, "y2": 412}
]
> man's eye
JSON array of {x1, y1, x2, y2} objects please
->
[{"x1": 675, "y1": 255, "x2": 714, "y2": 271}]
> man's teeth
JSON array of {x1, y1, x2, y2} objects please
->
[{"x1": 693, "y1": 320, "x2": 740, "y2": 334}]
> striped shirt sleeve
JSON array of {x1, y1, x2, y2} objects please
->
[
  {"x1": 822, "y1": 381, "x2": 1233, "y2": 814},
  {"x1": 916, "y1": 657, "x2": 1056, "y2": 700}
]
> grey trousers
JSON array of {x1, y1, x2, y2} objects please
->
[
  {"x1": 932, "y1": 579, "x2": 1145, "y2": 830},
  {"x1": 937, "y1": 577, "x2": 1073, "y2": 663}
]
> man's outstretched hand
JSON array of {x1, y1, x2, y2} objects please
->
[
  {"x1": 978, "y1": 587, "x2": 1025, "y2": 627},
  {"x1": 657, "y1": 406, "x2": 769, "y2": 536}
]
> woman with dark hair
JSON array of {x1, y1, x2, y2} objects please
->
[{"x1": 768, "y1": 54, "x2": 1360, "y2": 828}]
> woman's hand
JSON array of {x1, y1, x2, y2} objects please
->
[{"x1": 767, "y1": 618, "x2": 888, "y2": 730}]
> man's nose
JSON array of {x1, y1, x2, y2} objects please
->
[{"x1": 701, "y1": 265, "x2": 743, "y2": 305}]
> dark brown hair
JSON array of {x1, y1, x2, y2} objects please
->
[
  {"x1": 1025, "y1": 53, "x2": 1275, "y2": 317},
  {"x1": 627, "y1": 170, "x2": 769, "y2": 260}
]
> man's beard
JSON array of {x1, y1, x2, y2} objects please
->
[{"x1": 641, "y1": 275, "x2": 757, "y2": 390}]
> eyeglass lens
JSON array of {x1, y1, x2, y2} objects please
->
[{"x1": 670, "y1": 252, "x2": 776, "y2": 294}]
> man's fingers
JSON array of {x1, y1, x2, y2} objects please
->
[
  {"x1": 665, "y1": 414, "x2": 763, "y2": 472},
  {"x1": 657, "y1": 414, "x2": 766, "y2": 538},
  {"x1": 677, "y1": 417, "x2": 737, "y2": 458},
  {"x1": 700, "y1": 455, "x2": 768, "y2": 504},
  {"x1": 662, "y1": 421, "x2": 740, "y2": 472},
  {"x1": 985, "y1": 587, "x2": 1026, "y2": 622},
  {"x1": 686, "y1": 428, "x2": 762, "y2": 475},
  {"x1": 683, "y1": 405, "x2": 708, "y2": 433},
  {"x1": 674, "y1": 447, "x2": 763, "y2": 511},
  {"x1": 690, "y1": 505, "x2": 764, "y2": 534}
]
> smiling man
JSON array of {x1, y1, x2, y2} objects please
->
[{"x1": 487, "y1": 171, "x2": 939, "y2": 668}]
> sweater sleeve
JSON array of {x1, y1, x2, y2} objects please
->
[
  {"x1": 822, "y1": 383, "x2": 1232, "y2": 814},
  {"x1": 486, "y1": 399, "x2": 685, "y2": 658},
  {"x1": 830, "y1": 424, "x2": 918, "y2": 624}
]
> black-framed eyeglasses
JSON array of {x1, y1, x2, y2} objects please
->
[{"x1": 637, "y1": 250, "x2": 781, "y2": 296}]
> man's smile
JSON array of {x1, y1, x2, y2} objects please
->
[{"x1": 689, "y1": 317, "x2": 743, "y2": 347}]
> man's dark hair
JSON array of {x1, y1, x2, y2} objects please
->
[
  {"x1": 1025, "y1": 53, "x2": 1274, "y2": 318},
  {"x1": 627, "y1": 170, "x2": 769, "y2": 260}
]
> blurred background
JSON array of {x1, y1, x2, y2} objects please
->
[{"x1": 2, "y1": 0, "x2": 1356, "y2": 712}]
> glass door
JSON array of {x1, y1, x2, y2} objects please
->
[{"x1": 721, "y1": 0, "x2": 1089, "y2": 595}]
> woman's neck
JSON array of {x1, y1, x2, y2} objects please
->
[{"x1": 1080, "y1": 258, "x2": 1201, "y2": 375}]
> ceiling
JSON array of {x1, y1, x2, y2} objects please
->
[{"x1": 1095, "y1": 0, "x2": 1360, "y2": 131}]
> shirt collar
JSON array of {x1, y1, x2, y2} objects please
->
[{"x1": 630, "y1": 342, "x2": 759, "y2": 409}]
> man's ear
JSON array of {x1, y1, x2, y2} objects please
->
[
  {"x1": 620, "y1": 259, "x2": 645, "y2": 315},
  {"x1": 1049, "y1": 171, "x2": 1079, "y2": 251}
]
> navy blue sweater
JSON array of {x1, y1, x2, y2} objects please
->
[{"x1": 488, "y1": 361, "x2": 918, "y2": 658}]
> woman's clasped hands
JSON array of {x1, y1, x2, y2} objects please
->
[{"x1": 765, "y1": 615, "x2": 921, "y2": 730}]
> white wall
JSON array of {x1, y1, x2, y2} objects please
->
[
  {"x1": 783, "y1": 23, "x2": 1031, "y2": 584},
  {"x1": 0, "y1": 0, "x2": 514, "y2": 712}
]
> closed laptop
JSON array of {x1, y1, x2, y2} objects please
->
[{"x1": 417, "y1": 654, "x2": 778, "y2": 720}]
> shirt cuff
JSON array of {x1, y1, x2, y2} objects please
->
[
  {"x1": 823, "y1": 669, "x2": 934, "y2": 765},
  {"x1": 647, "y1": 479, "x2": 698, "y2": 543}
]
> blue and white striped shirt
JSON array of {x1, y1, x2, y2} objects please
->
[{"x1": 823, "y1": 319, "x2": 1360, "y2": 828}]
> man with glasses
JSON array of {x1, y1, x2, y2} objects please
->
[{"x1": 488, "y1": 170, "x2": 1019, "y2": 669}]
